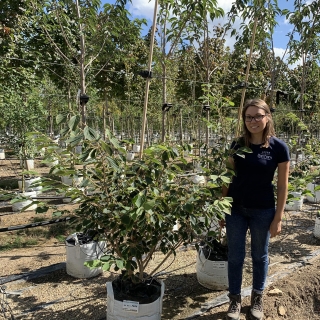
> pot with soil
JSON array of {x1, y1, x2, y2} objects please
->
[
  {"x1": 106, "y1": 275, "x2": 165, "y2": 320},
  {"x1": 196, "y1": 238, "x2": 228, "y2": 290},
  {"x1": 65, "y1": 231, "x2": 105, "y2": 278}
]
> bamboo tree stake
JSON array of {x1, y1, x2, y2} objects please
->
[
  {"x1": 236, "y1": 17, "x2": 259, "y2": 137},
  {"x1": 75, "y1": 0, "x2": 86, "y2": 128},
  {"x1": 139, "y1": 0, "x2": 159, "y2": 159}
]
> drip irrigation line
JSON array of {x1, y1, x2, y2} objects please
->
[
  {"x1": 0, "y1": 263, "x2": 66, "y2": 285},
  {"x1": 0, "y1": 216, "x2": 75, "y2": 233}
]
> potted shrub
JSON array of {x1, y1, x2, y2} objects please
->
[
  {"x1": 285, "y1": 178, "x2": 307, "y2": 211},
  {"x1": 35, "y1": 114, "x2": 232, "y2": 318},
  {"x1": 7, "y1": 133, "x2": 41, "y2": 212},
  {"x1": 286, "y1": 136, "x2": 320, "y2": 204},
  {"x1": 15, "y1": 133, "x2": 39, "y2": 170},
  {"x1": 10, "y1": 164, "x2": 39, "y2": 212},
  {"x1": 306, "y1": 172, "x2": 320, "y2": 203}
]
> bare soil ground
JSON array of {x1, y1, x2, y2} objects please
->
[{"x1": 0, "y1": 158, "x2": 320, "y2": 320}]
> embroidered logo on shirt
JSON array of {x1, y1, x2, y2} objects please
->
[{"x1": 257, "y1": 151, "x2": 272, "y2": 160}]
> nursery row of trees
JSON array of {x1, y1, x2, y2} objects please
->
[{"x1": 1, "y1": 0, "x2": 320, "y2": 143}]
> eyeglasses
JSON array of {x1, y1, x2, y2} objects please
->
[{"x1": 245, "y1": 115, "x2": 266, "y2": 122}]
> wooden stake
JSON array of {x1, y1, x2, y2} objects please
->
[
  {"x1": 236, "y1": 17, "x2": 259, "y2": 137},
  {"x1": 139, "y1": 0, "x2": 159, "y2": 159}
]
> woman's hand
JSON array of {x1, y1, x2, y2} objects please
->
[
  {"x1": 219, "y1": 219, "x2": 226, "y2": 228},
  {"x1": 270, "y1": 218, "x2": 282, "y2": 237}
]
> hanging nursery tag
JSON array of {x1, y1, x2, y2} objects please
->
[{"x1": 123, "y1": 300, "x2": 139, "y2": 313}]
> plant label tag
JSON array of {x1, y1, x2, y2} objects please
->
[{"x1": 123, "y1": 300, "x2": 139, "y2": 313}]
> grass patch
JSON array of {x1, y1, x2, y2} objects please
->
[{"x1": 0, "y1": 235, "x2": 39, "y2": 251}]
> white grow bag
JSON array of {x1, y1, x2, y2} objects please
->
[
  {"x1": 196, "y1": 248, "x2": 228, "y2": 290},
  {"x1": 65, "y1": 233, "x2": 105, "y2": 278},
  {"x1": 0, "y1": 149, "x2": 5, "y2": 159},
  {"x1": 20, "y1": 159, "x2": 35, "y2": 170},
  {"x1": 306, "y1": 183, "x2": 320, "y2": 203},
  {"x1": 18, "y1": 177, "x2": 42, "y2": 193},
  {"x1": 12, "y1": 191, "x2": 37, "y2": 212},
  {"x1": 61, "y1": 175, "x2": 83, "y2": 187},
  {"x1": 133, "y1": 144, "x2": 141, "y2": 153},
  {"x1": 106, "y1": 280, "x2": 165, "y2": 320},
  {"x1": 190, "y1": 174, "x2": 206, "y2": 184},
  {"x1": 126, "y1": 152, "x2": 135, "y2": 161},
  {"x1": 314, "y1": 217, "x2": 320, "y2": 239},
  {"x1": 285, "y1": 191, "x2": 303, "y2": 211}
]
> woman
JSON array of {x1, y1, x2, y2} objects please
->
[{"x1": 223, "y1": 99, "x2": 290, "y2": 320}]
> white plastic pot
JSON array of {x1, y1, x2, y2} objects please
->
[
  {"x1": 20, "y1": 159, "x2": 35, "y2": 170},
  {"x1": 133, "y1": 144, "x2": 141, "y2": 153},
  {"x1": 65, "y1": 233, "x2": 105, "y2": 278},
  {"x1": 18, "y1": 177, "x2": 42, "y2": 193},
  {"x1": 190, "y1": 174, "x2": 206, "y2": 184},
  {"x1": 61, "y1": 175, "x2": 83, "y2": 187},
  {"x1": 0, "y1": 149, "x2": 5, "y2": 159},
  {"x1": 306, "y1": 183, "x2": 320, "y2": 203},
  {"x1": 12, "y1": 191, "x2": 37, "y2": 212},
  {"x1": 196, "y1": 249, "x2": 228, "y2": 290},
  {"x1": 314, "y1": 217, "x2": 320, "y2": 239},
  {"x1": 285, "y1": 191, "x2": 303, "y2": 211},
  {"x1": 106, "y1": 280, "x2": 165, "y2": 320},
  {"x1": 126, "y1": 152, "x2": 135, "y2": 161}
]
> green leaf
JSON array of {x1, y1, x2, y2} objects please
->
[
  {"x1": 100, "y1": 255, "x2": 112, "y2": 262},
  {"x1": 121, "y1": 214, "x2": 131, "y2": 226},
  {"x1": 239, "y1": 146, "x2": 252, "y2": 153},
  {"x1": 116, "y1": 260, "x2": 124, "y2": 269},
  {"x1": 207, "y1": 230, "x2": 218, "y2": 237},
  {"x1": 210, "y1": 175, "x2": 219, "y2": 181},
  {"x1": 184, "y1": 203, "x2": 194, "y2": 213},
  {"x1": 66, "y1": 134, "x2": 83, "y2": 147},
  {"x1": 134, "y1": 193, "x2": 146, "y2": 208},
  {"x1": 56, "y1": 113, "x2": 68, "y2": 126},
  {"x1": 84, "y1": 126, "x2": 100, "y2": 141},
  {"x1": 36, "y1": 206, "x2": 49, "y2": 214},
  {"x1": 68, "y1": 115, "x2": 80, "y2": 131},
  {"x1": 220, "y1": 176, "x2": 231, "y2": 183},
  {"x1": 102, "y1": 262, "x2": 111, "y2": 271},
  {"x1": 106, "y1": 156, "x2": 120, "y2": 171},
  {"x1": 84, "y1": 259, "x2": 101, "y2": 268},
  {"x1": 143, "y1": 200, "x2": 156, "y2": 210}
]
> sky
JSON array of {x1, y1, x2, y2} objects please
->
[{"x1": 101, "y1": 0, "x2": 298, "y2": 61}]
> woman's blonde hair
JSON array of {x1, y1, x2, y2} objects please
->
[{"x1": 241, "y1": 98, "x2": 275, "y2": 148}]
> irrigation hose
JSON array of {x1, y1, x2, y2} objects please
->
[{"x1": 0, "y1": 216, "x2": 75, "y2": 233}]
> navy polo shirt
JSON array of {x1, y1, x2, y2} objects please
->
[{"x1": 227, "y1": 136, "x2": 290, "y2": 209}]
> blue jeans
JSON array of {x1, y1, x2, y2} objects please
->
[{"x1": 225, "y1": 205, "x2": 275, "y2": 295}]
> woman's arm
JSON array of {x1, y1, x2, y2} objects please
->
[{"x1": 270, "y1": 160, "x2": 290, "y2": 237}]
